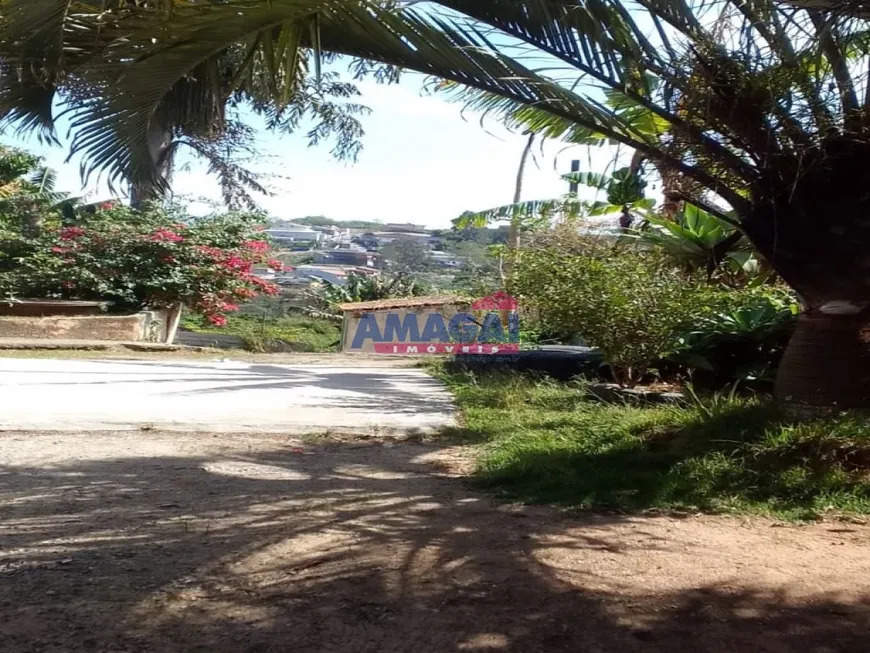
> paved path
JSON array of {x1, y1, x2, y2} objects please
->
[{"x1": 0, "y1": 358, "x2": 456, "y2": 434}]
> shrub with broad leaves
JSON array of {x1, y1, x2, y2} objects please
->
[
  {"x1": 0, "y1": 204, "x2": 283, "y2": 324},
  {"x1": 511, "y1": 223, "x2": 721, "y2": 386},
  {"x1": 669, "y1": 286, "x2": 799, "y2": 384}
]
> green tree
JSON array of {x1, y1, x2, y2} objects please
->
[
  {"x1": 381, "y1": 237, "x2": 432, "y2": 275},
  {"x1": 5, "y1": 1, "x2": 870, "y2": 409},
  {"x1": 513, "y1": 222, "x2": 720, "y2": 386},
  {"x1": 308, "y1": 272, "x2": 426, "y2": 318},
  {"x1": 0, "y1": 145, "x2": 71, "y2": 236}
]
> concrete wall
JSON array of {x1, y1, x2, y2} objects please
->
[{"x1": 0, "y1": 308, "x2": 178, "y2": 343}]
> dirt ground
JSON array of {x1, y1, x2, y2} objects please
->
[{"x1": 1, "y1": 431, "x2": 869, "y2": 653}]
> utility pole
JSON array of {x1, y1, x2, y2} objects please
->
[{"x1": 568, "y1": 159, "x2": 580, "y2": 193}]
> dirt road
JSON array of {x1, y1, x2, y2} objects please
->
[{"x1": 1, "y1": 431, "x2": 869, "y2": 652}]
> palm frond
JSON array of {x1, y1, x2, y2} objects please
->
[
  {"x1": 455, "y1": 196, "x2": 589, "y2": 229},
  {"x1": 561, "y1": 172, "x2": 611, "y2": 192},
  {"x1": 2, "y1": 0, "x2": 869, "y2": 227}
]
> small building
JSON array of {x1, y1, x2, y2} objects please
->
[
  {"x1": 429, "y1": 250, "x2": 463, "y2": 268},
  {"x1": 265, "y1": 223, "x2": 323, "y2": 247},
  {"x1": 371, "y1": 231, "x2": 434, "y2": 246},
  {"x1": 314, "y1": 249, "x2": 380, "y2": 267},
  {"x1": 285, "y1": 264, "x2": 378, "y2": 286}
]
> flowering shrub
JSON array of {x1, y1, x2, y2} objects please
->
[{"x1": 0, "y1": 204, "x2": 284, "y2": 324}]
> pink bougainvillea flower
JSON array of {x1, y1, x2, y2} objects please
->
[
  {"x1": 248, "y1": 276, "x2": 279, "y2": 295},
  {"x1": 243, "y1": 240, "x2": 269, "y2": 253},
  {"x1": 207, "y1": 314, "x2": 228, "y2": 327},
  {"x1": 150, "y1": 228, "x2": 184, "y2": 243},
  {"x1": 268, "y1": 259, "x2": 284, "y2": 271},
  {"x1": 235, "y1": 287, "x2": 257, "y2": 299},
  {"x1": 194, "y1": 245, "x2": 224, "y2": 259},
  {"x1": 59, "y1": 227, "x2": 86, "y2": 240},
  {"x1": 223, "y1": 255, "x2": 252, "y2": 272},
  {"x1": 50, "y1": 246, "x2": 67, "y2": 254}
]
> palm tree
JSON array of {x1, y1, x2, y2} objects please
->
[
  {"x1": 0, "y1": 145, "x2": 71, "y2": 235},
  {"x1": 4, "y1": 0, "x2": 870, "y2": 409},
  {"x1": 508, "y1": 131, "x2": 536, "y2": 250}
]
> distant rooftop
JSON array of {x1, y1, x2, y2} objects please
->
[{"x1": 382, "y1": 222, "x2": 429, "y2": 234}]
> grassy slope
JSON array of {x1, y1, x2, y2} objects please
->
[
  {"x1": 435, "y1": 367, "x2": 870, "y2": 519},
  {"x1": 183, "y1": 314, "x2": 341, "y2": 353}
]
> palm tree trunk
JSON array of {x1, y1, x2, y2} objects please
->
[
  {"x1": 775, "y1": 310, "x2": 870, "y2": 413},
  {"x1": 130, "y1": 120, "x2": 173, "y2": 209},
  {"x1": 21, "y1": 203, "x2": 41, "y2": 237},
  {"x1": 502, "y1": 131, "x2": 535, "y2": 286},
  {"x1": 508, "y1": 131, "x2": 535, "y2": 250},
  {"x1": 743, "y1": 204, "x2": 870, "y2": 411}
]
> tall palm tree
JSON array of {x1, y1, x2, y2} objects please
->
[
  {"x1": 508, "y1": 131, "x2": 535, "y2": 251},
  {"x1": 4, "y1": 0, "x2": 870, "y2": 409}
]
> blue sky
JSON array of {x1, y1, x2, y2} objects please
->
[{"x1": 5, "y1": 72, "x2": 617, "y2": 229}]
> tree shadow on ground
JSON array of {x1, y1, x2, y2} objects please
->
[{"x1": 0, "y1": 436, "x2": 868, "y2": 652}]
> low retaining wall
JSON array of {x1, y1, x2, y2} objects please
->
[{"x1": 0, "y1": 307, "x2": 181, "y2": 343}]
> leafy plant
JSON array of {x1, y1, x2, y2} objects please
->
[
  {"x1": 456, "y1": 166, "x2": 654, "y2": 233},
  {"x1": 511, "y1": 223, "x2": 719, "y2": 386},
  {"x1": 670, "y1": 288, "x2": 800, "y2": 384},
  {"x1": 631, "y1": 204, "x2": 755, "y2": 281},
  {"x1": 0, "y1": 146, "x2": 77, "y2": 236},
  {"x1": 307, "y1": 272, "x2": 427, "y2": 319},
  {"x1": 1, "y1": 204, "x2": 283, "y2": 324}
]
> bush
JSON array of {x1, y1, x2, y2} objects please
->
[
  {"x1": 0, "y1": 204, "x2": 283, "y2": 324},
  {"x1": 307, "y1": 272, "x2": 428, "y2": 319},
  {"x1": 511, "y1": 225, "x2": 720, "y2": 386},
  {"x1": 669, "y1": 286, "x2": 799, "y2": 385}
]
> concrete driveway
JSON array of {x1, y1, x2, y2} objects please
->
[{"x1": 0, "y1": 358, "x2": 456, "y2": 434}]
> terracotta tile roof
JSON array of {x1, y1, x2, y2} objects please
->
[{"x1": 338, "y1": 295, "x2": 468, "y2": 312}]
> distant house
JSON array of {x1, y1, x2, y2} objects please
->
[
  {"x1": 429, "y1": 251, "x2": 463, "y2": 268},
  {"x1": 383, "y1": 222, "x2": 429, "y2": 234},
  {"x1": 283, "y1": 264, "x2": 378, "y2": 286},
  {"x1": 372, "y1": 231, "x2": 434, "y2": 246},
  {"x1": 314, "y1": 249, "x2": 381, "y2": 267},
  {"x1": 265, "y1": 223, "x2": 323, "y2": 247}
]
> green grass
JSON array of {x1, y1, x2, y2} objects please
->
[
  {"x1": 434, "y1": 366, "x2": 870, "y2": 519},
  {"x1": 182, "y1": 314, "x2": 341, "y2": 353}
]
